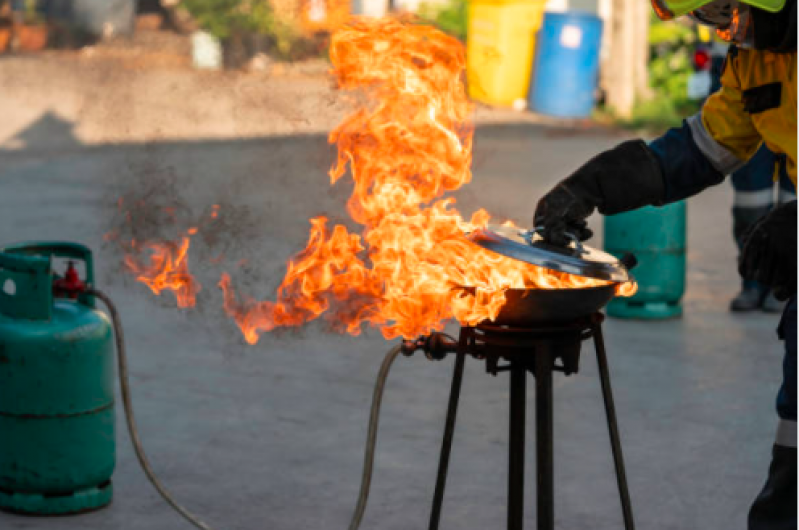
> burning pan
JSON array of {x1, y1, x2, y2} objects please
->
[
  {"x1": 463, "y1": 284, "x2": 617, "y2": 327},
  {"x1": 463, "y1": 224, "x2": 634, "y2": 327}
]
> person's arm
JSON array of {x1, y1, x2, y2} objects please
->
[
  {"x1": 534, "y1": 46, "x2": 762, "y2": 245},
  {"x1": 649, "y1": 46, "x2": 762, "y2": 203}
]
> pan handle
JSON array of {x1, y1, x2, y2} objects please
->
[
  {"x1": 620, "y1": 253, "x2": 638, "y2": 270},
  {"x1": 522, "y1": 227, "x2": 586, "y2": 254}
]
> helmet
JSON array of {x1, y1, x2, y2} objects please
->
[
  {"x1": 651, "y1": 0, "x2": 785, "y2": 20},
  {"x1": 651, "y1": 0, "x2": 786, "y2": 44}
]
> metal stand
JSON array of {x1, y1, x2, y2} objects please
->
[
  {"x1": 508, "y1": 359, "x2": 527, "y2": 530},
  {"x1": 426, "y1": 314, "x2": 635, "y2": 530},
  {"x1": 428, "y1": 350, "x2": 466, "y2": 530}
]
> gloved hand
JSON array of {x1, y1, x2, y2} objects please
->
[
  {"x1": 739, "y1": 201, "x2": 797, "y2": 301},
  {"x1": 534, "y1": 140, "x2": 665, "y2": 246}
]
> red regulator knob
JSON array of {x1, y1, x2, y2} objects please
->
[{"x1": 53, "y1": 261, "x2": 86, "y2": 299}]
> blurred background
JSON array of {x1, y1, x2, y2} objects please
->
[
  {"x1": 0, "y1": 3, "x2": 782, "y2": 530},
  {"x1": 0, "y1": 0, "x2": 720, "y2": 132}
]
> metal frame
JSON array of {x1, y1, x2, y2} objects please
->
[{"x1": 426, "y1": 314, "x2": 635, "y2": 530}]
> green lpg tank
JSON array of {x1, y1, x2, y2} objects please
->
[
  {"x1": 603, "y1": 202, "x2": 686, "y2": 319},
  {"x1": 0, "y1": 242, "x2": 115, "y2": 514}
]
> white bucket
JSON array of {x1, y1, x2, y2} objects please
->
[{"x1": 191, "y1": 31, "x2": 223, "y2": 71}]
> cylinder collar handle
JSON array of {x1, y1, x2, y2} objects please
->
[
  {"x1": 0, "y1": 251, "x2": 52, "y2": 320},
  {"x1": 0, "y1": 241, "x2": 96, "y2": 309}
]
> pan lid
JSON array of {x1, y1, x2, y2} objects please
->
[{"x1": 466, "y1": 224, "x2": 635, "y2": 284}]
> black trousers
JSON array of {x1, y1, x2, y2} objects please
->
[
  {"x1": 748, "y1": 444, "x2": 797, "y2": 530},
  {"x1": 750, "y1": 298, "x2": 797, "y2": 530}
]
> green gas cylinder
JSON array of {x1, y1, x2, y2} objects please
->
[
  {"x1": 0, "y1": 242, "x2": 115, "y2": 514},
  {"x1": 604, "y1": 202, "x2": 687, "y2": 319}
]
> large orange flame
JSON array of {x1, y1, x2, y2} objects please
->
[
  {"x1": 218, "y1": 18, "x2": 635, "y2": 345},
  {"x1": 124, "y1": 236, "x2": 201, "y2": 308}
]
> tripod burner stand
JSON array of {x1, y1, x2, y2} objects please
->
[{"x1": 402, "y1": 313, "x2": 635, "y2": 530}]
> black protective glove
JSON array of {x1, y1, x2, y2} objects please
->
[
  {"x1": 534, "y1": 140, "x2": 665, "y2": 246},
  {"x1": 739, "y1": 201, "x2": 797, "y2": 301}
]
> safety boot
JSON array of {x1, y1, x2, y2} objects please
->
[
  {"x1": 762, "y1": 291, "x2": 786, "y2": 313},
  {"x1": 730, "y1": 285, "x2": 764, "y2": 312}
]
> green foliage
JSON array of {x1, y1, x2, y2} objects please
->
[
  {"x1": 419, "y1": 0, "x2": 467, "y2": 42},
  {"x1": 647, "y1": 15, "x2": 698, "y2": 115},
  {"x1": 183, "y1": 0, "x2": 306, "y2": 60},
  {"x1": 605, "y1": 15, "x2": 703, "y2": 132},
  {"x1": 183, "y1": 0, "x2": 246, "y2": 41},
  {"x1": 648, "y1": 14, "x2": 695, "y2": 46},
  {"x1": 597, "y1": 16, "x2": 703, "y2": 134}
]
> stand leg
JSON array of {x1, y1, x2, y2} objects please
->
[
  {"x1": 428, "y1": 348, "x2": 467, "y2": 530},
  {"x1": 508, "y1": 361, "x2": 527, "y2": 530},
  {"x1": 592, "y1": 324, "x2": 635, "y2": 530},
  {"x1": 534, "y1": 351, "x2": 554, "y2": 530}
]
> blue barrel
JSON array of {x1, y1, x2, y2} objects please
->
[{"x1": 528, "y1": 11, "x2": 603, "y2": 118}]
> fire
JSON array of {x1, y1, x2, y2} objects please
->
[
  {"x1": 124, "y1": 236, "x2": 200, "y2": 308},
  {"x1": 114, "y1": 201, "x2": 223, "y2": 308},
  {"x1": 219, "y1": 18, "x2": 635, "y2": 345}
]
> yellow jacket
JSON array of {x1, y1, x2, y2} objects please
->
[{"x1": 692, "y1": 47, "x2": 797, "y2": 186}]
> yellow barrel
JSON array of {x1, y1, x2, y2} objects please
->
[{"x1": 467, "y1": 0, "x2": 547, "y2": 107}]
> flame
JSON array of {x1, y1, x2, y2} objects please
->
[
  {"x1": 615, "y1": 280, "x2": 637, "y2": 298},
  {"x1": 115, "y1": 201, "x2": 223, "y2": 308},
  {"x1": 219, "y1": 18, "x2": 635, "y2": 344},
  {"x1": 124, "y1": 236, "x2": 200, "y2": 308}
]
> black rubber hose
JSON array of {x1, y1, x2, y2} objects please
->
[
  {"x1": 89, "y1": 288, "x2": 216, "y2": 530},
  {"x1": 92, "y1": 285, "x2": 403, "y2": 530},
  {"x1": 347, "y1": 344, "x2": 403, "y2": 530}
]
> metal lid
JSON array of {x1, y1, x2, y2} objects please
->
[{"x1": 466, "y1": 224, "x2": 633, "y2": 283}]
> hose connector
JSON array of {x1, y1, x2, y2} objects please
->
[{"x1": 401, "y1": 333, "x2": 458, "y2": 360}]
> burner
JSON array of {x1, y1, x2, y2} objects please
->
[{"x1": 402, "y1": 313, "x2": 635, "y2": 530}]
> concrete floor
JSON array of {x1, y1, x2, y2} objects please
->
[{"x1": 0, "y1": 58, "x2": 785, "y2": 530}]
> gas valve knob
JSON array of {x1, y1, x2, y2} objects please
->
[{"x1": 53, "y1": 261, "x2": 86, "y2": 299}]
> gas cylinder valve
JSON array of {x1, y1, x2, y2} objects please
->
[{"x1": 53, "y1": 261, "x2": 87, "y2": 298}]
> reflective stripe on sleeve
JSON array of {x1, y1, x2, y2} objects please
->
[
  {"x1": 734, "y1": 188, "x2": 775, "y2": 208},
  {"x1": 775, "y1": 419, "x2": 797, "y2": 448},
  {"x1": 687, "y1": 114, "x2": 746, "y2": 175},
  {"x1": 777, "y1": 188, "x2": 797, "y2": 204}
]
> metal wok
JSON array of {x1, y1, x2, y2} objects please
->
[{"x1": 461, "y1": 284, "x2": 618, "y2": 327}]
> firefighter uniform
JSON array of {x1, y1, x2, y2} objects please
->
[
  {"x1": 534, "y1": 2, "x2": 796, "y2": 528},
  {"x1": 730, "y1": 147, "x2": 794, "y2": 250},
  {"x1": 708, "y1": 43, "x2": 796, "y2": 311},
  {"x1": 648, "y1": 44, "x2": 796, "y2": 530},
  {"x1": 700, "y1": 46, "x2": 796, "y2": 183},
  {"x1": 730, "y1": 146, "x2": 794, "y2": 310},
  {"x1": 648, "y1": 46, "x2": 796, "y2": 203}
]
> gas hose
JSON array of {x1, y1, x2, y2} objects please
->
[
  {"x1": 347, "y1": 344, "x2": 403, "y2": 530},
  {"x1": 90, "y1": 288, "x2": 217, "y2": 530},
  {"x1": 92, "y1": 285, "x2": 404, "y2": 530}
]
